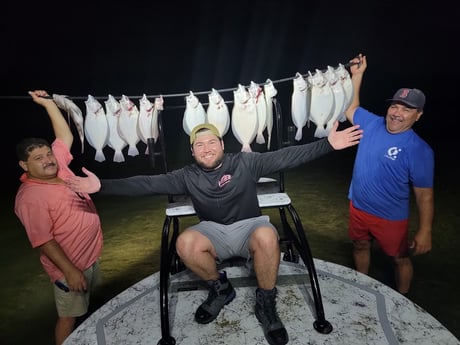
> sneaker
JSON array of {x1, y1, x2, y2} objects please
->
[
  {"x1": 195, "y1": 271, "x2": 236, "y2": 324},
  {"x1": 255, "y1": 287, "x2": 289, "y2": 345}
]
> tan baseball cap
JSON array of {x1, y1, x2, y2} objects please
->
[{"x1": 189, "y1": 123, "x2": 221, "y2": 145}]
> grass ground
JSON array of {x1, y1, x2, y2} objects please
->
[{"x1": 1, "y1": 147, "x2": 459, "y2": 345}]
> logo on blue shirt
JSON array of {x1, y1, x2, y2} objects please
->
[{"x1": 384, "y1": 146, "x2": 402, "y2": 161}]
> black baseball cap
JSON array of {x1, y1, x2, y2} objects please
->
[{"x1": 387, "y1": 88, "x2": 425, "y2": 110}]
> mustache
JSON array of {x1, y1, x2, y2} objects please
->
[{"x1": 44, "y1": 162, "x2": 57, "y2": 168}]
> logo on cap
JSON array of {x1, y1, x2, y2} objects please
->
[{"x1": 387, "y1": 88, "x2": 425, "y2": 110}]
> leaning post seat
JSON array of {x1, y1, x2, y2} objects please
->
[{"x1": 155, "y1": 97, "x2": 332, "y2": 345}]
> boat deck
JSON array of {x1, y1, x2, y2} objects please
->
[{"x1": 64, "y1": 257, "x2": 459, "y2": 345}]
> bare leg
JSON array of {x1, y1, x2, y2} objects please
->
[
  {"x1": 249, "y1": 226, "x2": 280, "y2": 290},
  {"x1": 352, "y1": 240, "x2": 371, "y2": 274},
  {"x1": 394, "y1": 256, "x2": 413, "y2": 294},
  {"x1": 55, "y1": 316, "x2": 75, "y2": 345},
  {"x1": 176, "y1": 229, "x2": 219, "y2": 281}
]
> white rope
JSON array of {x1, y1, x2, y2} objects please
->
[{"x1": 0, "y1": 61, "x2": 355, "y2": 102}]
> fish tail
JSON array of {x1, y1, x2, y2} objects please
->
[
  {"x1": 95, "y1": 150, "x2": 106, "y2": 163},
  {"x1": 256, "y1": 133, "x2": 266, "y2": 144},
  {"x1": 113, "y1": 151, "x2": 125, "y2": 163},
  {"x1": 314, "y1": 125, "x2": 328, "y2": 138},
  {"x1": 128, "y1": 145, "x2": 140, "y2": 157},
  {"x1": 241, "y1": 144, "x2": 252, "y2": 152},
  {"x1": 294, "y1": 127, "x2": 303, "y2": 141}
]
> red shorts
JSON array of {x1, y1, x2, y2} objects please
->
[{"x1": 348, "y1": 201, "x2": 409, "y2": 257}]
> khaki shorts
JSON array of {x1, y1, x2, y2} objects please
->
[{"x1": 54, "y1": 261, "x2": 101, "y2": 317}]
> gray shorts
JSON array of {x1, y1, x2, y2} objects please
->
[
  {"x1": 54, "y1": 260, "x2": 101, "y2": 317},
  {"x1": 186, "y1": 215, "x2": 278, "y2": 262}
]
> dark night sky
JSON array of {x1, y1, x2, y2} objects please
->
[{"x1": 2, "y1": 0, "x2": 459, "y2": 193}]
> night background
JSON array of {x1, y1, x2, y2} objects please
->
[
  {"x1": 2, "y1": 0, "x2": 458, "y2": 190},
  {"x1": 1, "y1": 0, "x2": 459, "y2": 343}
]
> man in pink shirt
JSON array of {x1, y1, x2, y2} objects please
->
[{"x1": 14, "y1": 90, "x2": 103, "y2": 345}]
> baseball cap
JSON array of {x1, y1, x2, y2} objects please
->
[
  {"x1": 387, "y1": 88, "x2": 425, "y2": 110},
  {"x1": 189, "y1": 123, "x2": 221, "y2": 145}
]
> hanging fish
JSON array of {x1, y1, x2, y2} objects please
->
[
  {"x1": 118, "y1": 95, "x2": 140, "y2": 157},
  {"x1": 291, "y1": 72, "x2": 310, "y2": 141},
  {"x1": 104, "y1": 95, "x2": 127, "y2": 163},
  {"x1": 248, "y1": 81, "x2": 267, "y2": 145},
  {"x1": 138, "y1": 94, "x2": 154, "y2": 155},
  {"x1": 183, "y1": 91, "x2": 206, "y2": 135},
  {"x1": 263, "y1": 79, "x2": 277, "y2": 150},
  {"x1": 52, "y1": 94, "x2": 85, "y2": 153},
  {"x1": 323, "y1": 66, "x2": 347, "y2": 135},
  {"x1": 334, "y1": 63, "x2": 354, "y2": 122},
  {"x1": 151, "y1": 95, "x2": 164, "y2": 144},
  {"x1": 84, "y1": 95, "x2": 109, "y2": 162},
  {"x1": 206, "y1": 88, "x2": 230, "y2": 137},
  {"x1": 231, "y1": 84, "x2": 258, "y2": 152},
  {"x1": 308, "y1": 69, "x2": 335, "y2": 138}
]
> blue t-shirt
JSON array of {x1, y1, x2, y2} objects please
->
[{"x1": 348, "y1": 107, "x2": 434, "y2": 221}]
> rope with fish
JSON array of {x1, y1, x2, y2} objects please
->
[{"x1": 0, "y1": 62, "x2": 358, "y2": 103}]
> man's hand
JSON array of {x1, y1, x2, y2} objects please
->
[
  {"x1": 349, "y1": 54, "x2": 367, "y2": 76},
  {"x1": 327, "y1": 121, "x2": 363, "y2": 150},
  {"x1": 409, "y1": 230, "x2": 432, "y2": 256},
  {"x1": 66, "y1": 167, "x2": 101, "y2": 194},
  {"x1": 29, "y1": 90, "x2": 54, "y2": 106}
]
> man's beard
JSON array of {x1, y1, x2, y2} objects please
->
[{"x1": 196, "y1": 157, "x2": 223, "y2": 171}]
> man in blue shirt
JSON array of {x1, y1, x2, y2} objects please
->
[{"x1": 344, "y1": 54, "x2": 434, "y2": 296}]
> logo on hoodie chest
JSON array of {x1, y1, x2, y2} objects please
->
[{"x1": 218, "y1": 174, "x2": 232, "y2": 188}]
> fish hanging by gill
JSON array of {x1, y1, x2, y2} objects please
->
[
  {"x1": 263, "y1": 79, "x2": 277, "y2": 150},
  {"x1": 308, "y1": 69, "x2": 335, "y2": 138},
  {"x1": 118, "y1": 95, "x2": 140, "y2": 157},
  {"x1": 335, "y1": 63, "x2": 354, "y2": 122},
  {"x1": 84, "y1": 95, "x2": 109, "y2": 162},
  {"x1": 323, "y1": 65, "x2": 347, "y2": 136},
  {"x1": 183, "y1": 91, "x2": 206, "y2": 135},
  {"x1": 151, "y1": 95, "x2": 164, "y2": 145},
  {"x1": 291, "y1": 72, "x2": 310, "y2": 141},
  {"x1": 231, "y1": 84, "x2": 258, "y2": 152},
  {"x1": 104, "y1": 95, "x2": 127, "y2": 163},
  {"x1": 206, "y1": 88, "x2": 230, "y2": 137},
  {"x1": 248, "y1": 81, "x2": 267, "y2": 145},
  {"x1": 138, "y1": 94, "x2": 154, "y2": 155},
  {"x1": 52, "y1": 94, "x2": 85, "y2": 153}
]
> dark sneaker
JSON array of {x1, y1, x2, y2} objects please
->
[
  {"x1": 255, "y1": 287, "x2": 289, "y2": 345},
  {"x1": 195, "y1": 271, "x2": 236, "y2": 324}
]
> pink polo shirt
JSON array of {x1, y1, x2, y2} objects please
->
[{"x1": 14, "y1": 139, "x2": 103, "y2": 282}]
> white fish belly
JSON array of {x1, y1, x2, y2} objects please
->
[{"x1": 84, "y1": 114, "x2": 109, "y2": 162}]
